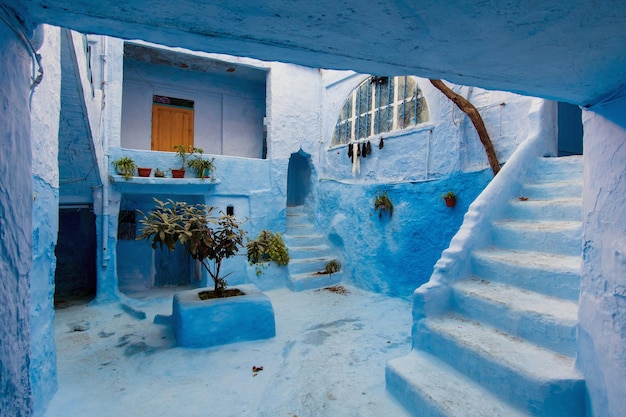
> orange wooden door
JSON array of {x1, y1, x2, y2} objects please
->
[{"x1": 151, "y1": 104, "x2": 194, "y2": 151}]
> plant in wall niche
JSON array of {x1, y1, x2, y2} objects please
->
[
  {"x1": 442, "y1": 191, "x2": 457, "y2": 207},
  {"x1": 137, "y1": 199, "x2": 247, "y2": 298},
  {"x1": 187, "y1": 147, "x2": 215, "y2": 179},
  {"x1": 112, "y1": 156, "x2": 137, "y2": 180},
  {"x1": 374, "y1": 190, "x2": 394, "y2": 219},
  {"x1": 246, "y1": 230, "x2": 290, "y2": 276}
]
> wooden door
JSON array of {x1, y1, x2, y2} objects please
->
[
  {"x1": 151, "y1": 104, "x2": 194, "y2": 152},
  {"x1": 154, "y1": 244, "x2": 191, "y2": 287}
]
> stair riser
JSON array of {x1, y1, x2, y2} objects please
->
[
  {"x1": 284, "y1": 235, "x2": 325, "y2": 247},
  {"x1": 491, "y1": 224, "x2": 582, "y2": 257},
  {"x1": 451, "y1": 290, "x2": 577, "y2": 356},
  {"x1": 533, "y1": 159, "x2": 583, "y2": 181},
  {"x1": 289, "y1": 246, "x2": 330, "y2": 259},
  {"x1": 471, "y1": 256, "x2": 580, "y2": 301},
  {"x1": 521, "y1": 183, "x2": 582, "y2": 199},
  {"x1": 385, "y1": 366, "x2": 448, "y2": 417},
  {"x1": 507, "y1": 201, "x2": 581, "y2": 222},
  {"x1": 289, "y1": 271, "x2": 342, "y2": 291},
  {"x1": 286, "y1": 216, "x2": 311, "y2": 227},
  {"x1": 414, "y1": 322, "x2": 586, "y2": 417},
  {"x1": 288, "y1": 258, "x2": 332, "y2": 275}
]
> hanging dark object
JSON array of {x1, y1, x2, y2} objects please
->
[
  {"x1": 348, "y1": 143, "x2": 353, "y2": 158},
  {"x1": 357, "y1": 143, "x2": 361, "y2": 156},
  {"x1": 366, "y1": 141, "x2": 372, "y2": 155},
  {"x1": 379, "y1": 137, "x2": 384, "y2": 149},
  {"x1": 362, "y1": 143, "x2": 367, "y2": 158}
]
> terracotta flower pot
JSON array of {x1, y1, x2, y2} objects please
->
[
  {"x1": 137, "y1": 167, "x2": 152, "y2": 177},
  {"x1": 444, "y1": 197, "x2": 456, "y2": 207},
  {"x1": 171, "y1": 169, "x2": 185, "y2": 178}
]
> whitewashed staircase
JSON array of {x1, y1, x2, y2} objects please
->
[
  {"x1": 386, "y1": 156, "x2": 586, "y2": 417},
  {"x1": 285, "y1": 206, "x2": 343, "y2": 291}
]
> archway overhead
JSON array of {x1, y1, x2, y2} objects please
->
[{"x1": 13, "y1": 0, "x2": 626, "y2": 106}]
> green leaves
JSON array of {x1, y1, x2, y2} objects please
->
[
  {"x1": 246, "y1": 230, "x2": 289, "y2": 268},
  {"x1": 136, "y1": 198, "x2": 247, "y2": 296}
]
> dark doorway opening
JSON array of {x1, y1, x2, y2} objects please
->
[
  {"x1": 54, "y1": 206, "x2": 97, "y2": 307},
  {"x1": 558, "y1": 102, "x2": 584, "y2": 156},
  {"x1": 287, "y1": 150, "x2": 312, "y2": 207}
]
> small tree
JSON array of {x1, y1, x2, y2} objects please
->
[{"x1": 137, "y1": 199, "x2": 247, "y2": 297}]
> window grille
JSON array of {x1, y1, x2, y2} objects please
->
[{"x1": 332, "y1": 76, "x2": 429, "y2": 145}]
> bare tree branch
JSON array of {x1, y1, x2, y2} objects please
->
[{"x1": 430, "y1": 79, "x2": 501, "y2": 175}]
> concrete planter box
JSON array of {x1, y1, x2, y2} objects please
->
[{"x1": 172, "y1": 284, "x2": 275, "y2": 348}]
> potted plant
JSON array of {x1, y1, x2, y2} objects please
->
[
  {"x1": 137, "y1": 167, "x2": 152, "y2": 177},
  {"x1": 112, "y1": 156, "x2": 137, "y2": 180},
  {"x1": 442, "y1": 191, "x2": 457, "y2": 207},
  {"x1": 137, "y1": 199, "x2": 275, "y2": 347},
  {"x1": 374, "y1": 190, "x2": 394, "y2": 218},
  {"x1": 247, "y1": 230, "x2": 290, "y2": 276},
  {"x1": 324, "y1": 259, "x2": 341, "y2": 275},
  {"x1": 187, "y1": 148, "x2": 215, "y2": 179},
  {"x1": 154, "y1": 168, "x2": 166, "y2": 178},
  {"x1": 172, "y1": 144, "x2": 193, "y2": 178}
]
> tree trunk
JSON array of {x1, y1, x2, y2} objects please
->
[{"x1": 430, "y1": 79, "x2": 501, "y2": 175}]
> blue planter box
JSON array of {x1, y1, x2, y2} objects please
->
[{"x1": 172, "y1": 284, "x2": 275, "y2": 348}]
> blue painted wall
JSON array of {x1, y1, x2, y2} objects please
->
[
  {"x1": 316, "y1": 171, "x2": 492, "y2": 297},
  {"x1": 579, "y1": 97, "x2": 626, "y2": 417},
  {"x1": 0, "y1": 16, "x2": 36, "y2": 417}
]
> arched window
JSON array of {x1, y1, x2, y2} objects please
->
[{"x1": 332, "y1": 76, "x2": 429, "y2": 145}]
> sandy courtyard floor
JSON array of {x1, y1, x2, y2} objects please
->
[{"x1": 44, "y1": 285, "x2": 413, "y2": 417}]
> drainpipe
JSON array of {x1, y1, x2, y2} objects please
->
[{"x1": 100, "y1": 36, "x2": 110, "y2": 267}]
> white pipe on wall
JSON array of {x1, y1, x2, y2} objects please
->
[{"x1": 101, "y1": 36, "x2": 110, "y2": 267}]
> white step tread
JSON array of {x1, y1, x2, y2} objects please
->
[
  {"x1": 387, "y1": 351, "x2": 530, "y2": 417},
  {"x1": 492, "y1": 219, "x2": 581, "y2": 231},
  {"x1": 472, "y1": 248, "x2": 580, "y2": 272},
  {"x1": 425, "y1": 315, "x2": 581, "y2": 382},
  {"x1": 453, "y1": 278, "x2": 578, "y2": 324}
]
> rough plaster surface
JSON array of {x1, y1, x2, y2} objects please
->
[
  {"x1": 579, "y1": 102, "x2": 626, "y2": 417},
  {"x1": 29, "y1": 25, "x2": 61, "y2": 416},
  {"x1": 0, "y1": 19, "x2": 35, "y2": 417},
  {"x1": 14, "y1": 0, "x2": 626, "y2": 104}
]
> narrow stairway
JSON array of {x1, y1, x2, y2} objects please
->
[
  {"x1": 285, "y1": 206, "x2": 343, "y2": 291},
  {"x1": 386, "y1": 156, "x2": 586, "y2": 417}
]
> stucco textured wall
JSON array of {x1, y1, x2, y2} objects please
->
[
  {"x1": 29, "y1": 25, "x2": 61, "y2": 416},
  {"x1": 0, "y1": 18, "x2": 35, "y2": 417},
  {"x1": 579, "y1": 100, "x2": 626, "y2": 417}
]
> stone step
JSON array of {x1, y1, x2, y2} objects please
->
[
  {"x1": 286, "y1": 213, "x2": 311, "y2": 227},
  {"x1": 491, "y1": 219, "x2": 582, "y2": 256},
  {"x1": 386, "y1": 351, "x2": 531, "y2": 417},
  {"x1": 521, "y1": 180, "x2": 582, "y2": 199},
  {"x1": 451, "y1": 278, "x2": 578, "y2": 356},
  {"x1": 471, "y1": 248, "x2": 581, "y2": 301},
  {"x1": 288, "y1": 270, "x2": 343, "y2": 291},
  {"x1": 288, "y1": 243, "x2": 332, "y2": 259},
  {"x1": 506, "y1": 197, "x2": 581, "y2": 221},
  {"x1": 286, "y1": 223, "x2": 316, "y2": 234},
  {"x1": 533, "y1": 156, "x2": 583, "y2": 181},
  {"x1": 287, "y1": 256, "x2": 336, "y2": 275},
  {"x1": 283, "y1": 233, "x2": 326, "y2": 247},
  {"x1": 415, "y1": 315, "x2": 586, "y2": 417}
]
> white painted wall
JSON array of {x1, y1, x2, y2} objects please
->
[
  {"x1": 120, "y1": 49, "x2": 266, "y2": 158},
  {"x1": 579, "y1": 99, "x2": 626, "y2": 417}
]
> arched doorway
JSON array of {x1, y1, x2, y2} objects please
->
[{"x1": 287, "y1": 150, "x2": 311, "y2": 207}]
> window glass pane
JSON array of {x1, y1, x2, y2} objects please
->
[
  {"x1": 358, "y1": 82, "x2": 371, "y2": 116},
  {"x1": 375, "y1": 106, "x2": 392, "y2": 134},
  {"x1": 357, "y1": 115, "x2": 370, "y2": 139}
]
